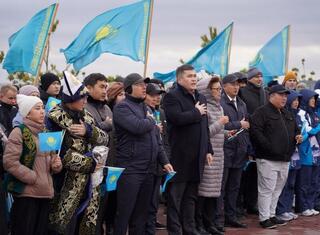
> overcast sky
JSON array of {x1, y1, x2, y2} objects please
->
[{"x1": 0, "y1": 0, "x2": 319, "y2": 81}]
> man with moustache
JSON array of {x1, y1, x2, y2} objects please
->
[
  {"x1": 113, "y1": 73, "x2": 173, "y2": 235},
  {"x1": 250, "y1": 85, "x2": 302, "y2": 229},
  {"x1": 163, "y1": 64, "x2": 213, "y2": 235}
]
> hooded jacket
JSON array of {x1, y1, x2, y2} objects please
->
[
  {"x1": 286, "y1": 90, "x2": 302, "y2": 169},
  {"x1": 297, "y1": 89, "x2": 320, "y2": 166}
]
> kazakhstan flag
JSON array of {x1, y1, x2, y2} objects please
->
[
  {"x1": 45, "y1": 97, "x2": 61, "y2": 113},
  {"x1": 105, "y1": 167, "x2": 125, "y2": 191},
  {"x1": 61, "y1": 0, "x2": 151, "y2": 71},
  {"x1": 249, "y1": 26, "x2": 290, "y2": 85},
  {"x1": 3, "y1": 4, "x2": 57, "y2": 75},
  {"x1": 39, "y1": 131, "x2": 63, "y2": 152},
  {"x1": 154, "y1": 23, "x2": 233, "y2": 83}
]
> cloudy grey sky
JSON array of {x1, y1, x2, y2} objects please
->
[{"x1": 0, "y1": 0, "x2": 319, "y2": 81}]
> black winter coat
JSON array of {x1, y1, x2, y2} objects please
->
[
  {"x1": 113, "y1": 95, "x2": 168, "y2": 174},
  {"x1": 163, "y1": 84, "x2": 213, "y2": 182},
  {"x1": 239, "y1": 82, "x2": 267, "y2": 115},
  {"x1": 220, "y1": 94, "x2": 250, "y2": 168},
  {"x1": 250, "y1": 102, "x2": 300, "y2": 162}
]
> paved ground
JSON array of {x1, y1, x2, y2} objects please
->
[{"x1": 156, "y1": 206, "x2": 320, "y2": 235}]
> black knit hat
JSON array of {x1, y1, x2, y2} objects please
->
[{"x1": 40, "y1": 73, "x2": 60, "y2": 91}]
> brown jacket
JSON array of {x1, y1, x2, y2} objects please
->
[{"x1": 3, "y1": 118, "x2": 60, "y2": 198}]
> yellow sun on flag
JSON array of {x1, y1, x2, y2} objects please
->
[
  {"x1": 109, "y1": 175, "x2": 117, "y2": 184},
  {"x1": 50, "y1": 101, "x2": 57, "y2": 107},
  {"x1": 46, "y1": 136, "x2": 57, "y2": 147},
  {"x1": 95, "y1": 25, "x2": 117, "y2": 42}
]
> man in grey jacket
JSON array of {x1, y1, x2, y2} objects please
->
[{"x1": 84, "y1": 73, "x2": 113, "y2": 134}]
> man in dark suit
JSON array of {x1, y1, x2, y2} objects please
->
[
  {"x1": 218, "y1": 74, "x2": 250, "y2": 229},
  {"x1": 163, "y1": 64, "x2": 213, "y2": 235}
]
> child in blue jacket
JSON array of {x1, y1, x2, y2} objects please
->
[{"x1": 296, "y1": 89, "x2": 320, "y2": 216}]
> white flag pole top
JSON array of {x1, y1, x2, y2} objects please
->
[{"x1": 61, "y1": 71, "x2": 83, "y2": 96}]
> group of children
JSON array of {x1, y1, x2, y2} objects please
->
[{"x1": 276, "y1": 86, "x2": 320, "y2": 221}]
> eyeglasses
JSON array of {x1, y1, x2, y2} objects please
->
[{"x1": 211, "y1": 87, "x2": 222, "y2": 91}]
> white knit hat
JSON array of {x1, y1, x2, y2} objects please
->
[{"x1": 16, "y1": 94, "x2": 43, "y2": 117}]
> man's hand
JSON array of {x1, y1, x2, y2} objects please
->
[
  {"x1": 94, "y1": 163, "x2": 105, "y2": 172},
  {"x1": 157, "y1": 123, "x2": 163, "y2": 134},
  {"x1": 103, "y1": 117, "x2": 112, "y2": 125},
  {"x1": 240, "y1": 118, "x2": 250, "y2": 129},
  {"x1": 227, "y1": 130, "x2": 237, "y2": 137},
  {"x1": 163, "y1": 163, "x2": 174, "y2": 173},
  {"x1": 195, "y1": 102, "x2": 207, "y2": 115},
  {"x1": 206, "y1": 153, "x2": 213, "y2": 166},
  {"x1": 295, "y1": 134, "x2": 303, "y2": 144},
  {"x1": 70, "y1": 120, "x2": 87, "y2": 137}
]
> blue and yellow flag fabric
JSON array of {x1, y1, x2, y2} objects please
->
[
  {"x1": 160, "y1": 171, "x2": 176, "y2": 193},
  {"x1": 105, "y1": 167, "x2": 125, "y2": 191},
  {"x1": 249, "y1": 25, "x2": 290, "y2": 85},
  {"x1": 39, "y1": 131, "x2": 63, "y2": 152},
  {"x1": 61, "y1": 0, "x2": 151, "y2": 71},
  {"x1": 3, "y1": 4, "x2": 57, "y2": 75},
  {"x1": 45, "y1": 97, "x2": 61, "y2": 113},
  {"x1": 154, "y1": 23, "x2": 233, "y2": 83}
]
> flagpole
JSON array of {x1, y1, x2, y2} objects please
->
[
  {"x1": 285, "y1": 25, "x2": 291, "y2": 73},
  {"x1": 143, "y1": 0, "x2": 154, "y2": 78},
  {"x1": 34, "y1": 3, "x2": 59, "y2": 85},
  {"x1": 226, "y1": 23, "x2": 234, "y2": 75}
]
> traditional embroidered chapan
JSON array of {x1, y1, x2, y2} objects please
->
[{"x1": 48, "y1": 104, "x2": 108, "y2": 235}]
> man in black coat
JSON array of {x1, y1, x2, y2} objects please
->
[
  {"x1": 250, "y1": 85, "x2": 301, "y2": 229},
  {"x1": 163, "y1": 64, "x2": 213, "y2": 235},
  {"x1": 113, "y1": 73, "x2": 173, "y2": 235},
  {"x1": 219, "y1": 74, "x2": 250, "y2": 228}
]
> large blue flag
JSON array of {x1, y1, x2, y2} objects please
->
[
  {"x1": 39, "y1": 131, "x2": 63, "y2": 152},
  {"x1": 3, "y1": 4, "x2": 57, "y2": 75},
  {"x1": 154, "y1": 23, "x2": 233, "y2": 83},
  {"x1": 249, "y1": 25, "x2": 290, "y2": 85},
  {"x1": 61, "y1": 0, "x2": 151, "y2": 71},
  {"x1": 105, "y1": 167, "x2": 125, "y2": 191}
]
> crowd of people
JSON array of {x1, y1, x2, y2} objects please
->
[{"x1": 0, "y1": 64, "x2": 320, "y2": 235}]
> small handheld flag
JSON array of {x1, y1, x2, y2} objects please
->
[
  {"x1": 161, "y1": 171, "x2": 176, "y2": 193},
  {"x1": 105, "y1": 167, "x2": 125, "y2": 191},
  {"x1": 227, "y1": 128, "x2": 245, "y2": 142},
  {"x1": 45, "y1": 97, "x2": 61, "y2": 113},
  {"x1": 39, "y1": 131, "x2": 63, "y2": 152},
  {"x1": 243, "y1": 160, "x2": 256, "y2": 171}
]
